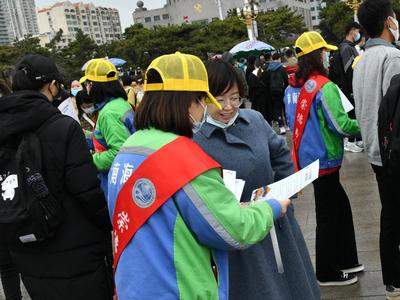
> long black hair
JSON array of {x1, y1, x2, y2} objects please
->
[
  {"x1": 295, "y1": 48, "x2": 326, "y2": 82},
  {"x1": 89, "y1": 80, "x2": 127, "y2": 104}
]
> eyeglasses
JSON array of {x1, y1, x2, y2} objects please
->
[{"x1": 215, "y1": 96, "x2": 244, "y2": 108}]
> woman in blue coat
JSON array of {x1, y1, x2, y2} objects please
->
[{"x1": 194, "y1": 59, "x2": 320, "y2": 300}]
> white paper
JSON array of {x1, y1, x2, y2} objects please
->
[
  {"x1": 223, "y1": 169, "x2": 245, "y2": 202},
  {"x1": 336, "y1": 85, "x2": 354, "y2": 113},
  {"x1": 251, "y1": 160, "x2": 320, "y2": 202},
  {"x1": 58, "y1": 97, "x2": 80, "y2": 123}
]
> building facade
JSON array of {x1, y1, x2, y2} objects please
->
[
  {"x1": 133, "y1": 0, "x2": 313, "y2": 30},
  {"x1": 0, "y1": 0, "x2": 39, "y2": 45},
  {"x1": 37, "y1": 1, "x2": 122, "y2": 47},
  {"x1": 309, "y1": 0, "x2": 325, "y2": 29}
]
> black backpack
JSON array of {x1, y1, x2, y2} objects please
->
[
  {"x1": 269, "y1": 68, "x2": 286, "y2": 94},
  {"x1": 378, "y1": 74, "x2": 400, "y2": 174},
  {"x1": 0, "y1": 131, "x2": 65, "y2": 244},
  {"x1": 328, "y1": 50, "x2": 347, "y2": 91}
]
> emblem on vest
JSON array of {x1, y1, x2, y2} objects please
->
[
  {"x1": 132, "y1": 178, "x2": 156, "y2": 208},
  {"x1": 305, "y1": 79, "x2": 317, "y2": 93}
]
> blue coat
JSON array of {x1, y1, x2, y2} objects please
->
[{"x1": 194, "y1": 109, "x2": 320, "y2": 300}]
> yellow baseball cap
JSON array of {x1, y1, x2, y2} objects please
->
[
  {"x1": 84, "y1": 58, "x2": 118, "y2": 82},
  {"x1": 144, "y1": 52, "x2": 222, "y2": 110},
  {"x1": 79, "y1": 76, "x2": 87, "y2": 84},
  {"x1": 295, "y1": 31, "x2": 338, "y2": 58}
]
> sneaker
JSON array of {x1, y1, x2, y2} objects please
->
[
  {"x1": 341, "y1": 264, "x2": 365, "y2": 274},
  {"x1": 317, "y1": 272, "x2": 358, "y2": 287},
  {"x1": 344, "y1": 141, "x2": 363, "y2": 153},
  {"x1": 386, "y1": 285, "x2": 400, "y2": 299},
  {"x1": 355, "y1": 140, "x2": 364, "y2": 149},
  {"x1": 279, "y1": 126, "x2": 286, "y2": 135}
]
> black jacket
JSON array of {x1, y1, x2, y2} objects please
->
[{"x1": 0, "y1": 90, "x2": 112, "y2": 279}]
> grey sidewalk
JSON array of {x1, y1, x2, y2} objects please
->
[
  {"x1": 0, "y1": 151, "x2": 386, "y2": 300},
  {"x1": 295, "y1": 151, "x2": 386, "y2": 299}
]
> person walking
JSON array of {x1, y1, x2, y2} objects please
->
[
  {"x1": 353, "y1": 0, "x2": 400, "y2": 297},
  {"x1": 82, "y1": 59, "x2": 135, "y2": 194},
  {"x1": 194, "y1": 59, "x2": 320, "y2": 300},
  {"x1": 285, "y1": 32, "x2": 363, "y2": 286},
  {"x1": 0, "y1": 54, "x2": 113, "y2": 300},
  {"x1": 107, "y1": 52, "x2": 291, "y2": 300}
]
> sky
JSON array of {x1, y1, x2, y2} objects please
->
[{"x1": 35, "y1": 0, "x2": 167, "y2": 30}]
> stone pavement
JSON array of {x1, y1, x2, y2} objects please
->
[
  {"x1": 295, "y1": 151, "x2": 386, "y2": 299},
  {"x1": 0, "y1": 150, "x2": 386, "y2": 300}
]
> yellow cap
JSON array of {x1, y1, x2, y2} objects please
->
[
  {"x1": 79, "y1": 76, "x2": 87, "y2": 84},
  {"x1": 144, "y1": 52, "x2": 222, "y2": 110},
  {"x1": 84, "y1": 58, "x2": 118, "y2": 82},
  {"x1": 294, "y1": 31, "x2": 338, "y2": 58}
]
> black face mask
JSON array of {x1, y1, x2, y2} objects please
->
[{"x1": 49, "y1": 82, "x2": 64, "y2": 107}]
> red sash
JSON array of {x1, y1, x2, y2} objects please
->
[
  {"x1": 112, "y1": 136, "x2": 221, "y2": 271},
  {"x1": 92, "y1": 132, "x2": 107, "y2": 153},
  {"x1": 292, "y1": 75, "x2": 330, "y2": 171}
]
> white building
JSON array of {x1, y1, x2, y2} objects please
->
[
  {"x1": 133, "y1": 0, "x2": 313, "y2": 30},
  {"x1": 37, "y1": 1, "x2": 122, "y2": 48},
  {"x1": 0, "y1": 0, "x2": 39, "y2": 45},
  {"x1": 309, "y1": 0, "x2": 325, "y2": 29}
]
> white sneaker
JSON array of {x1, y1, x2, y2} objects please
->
[
  {"x1": 341, "y1": 264, "x2": 364, "y2": 274},
  {"x1": 279, "y1": 126, "x2": 286, "y2": 135},
  {"x1": 344, "y1": 142, "x2": 363, "y2": 153},
  {"x1": 355, "y1": 140, "x2": 364, "y2": 149},
  {"x1": 386, "y1": 285, "x2": 400, "y2": 299}
]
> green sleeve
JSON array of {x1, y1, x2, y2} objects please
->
[
  {"x1": 187, "y1": 168, "x2": 276, "y2": 248},
  {"x1": 93, "y1": 111, "x2": 130, "y2": 171},
  {"x1": 321, "y1": 82, "x2": 360, "y2": 136}
]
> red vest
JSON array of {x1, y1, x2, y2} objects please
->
[
  {"x1": 292, "y1": 75, "x2": 330, "y2": 171},
  {"x1": 112, "y1": 136, "x2": 221, "y2": 271}
]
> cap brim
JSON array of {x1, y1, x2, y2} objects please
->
[
  {"x1": 205, "y1": 92, "x2": 222, "y2": 110},
  {"x1": 325, "y1": 44, "x2": 338, "y2": 52},
  {"x1": 79, "y1": 76, "x2": 87, "y2": 84}
]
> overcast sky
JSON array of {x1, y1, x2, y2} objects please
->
[{"x1": 35, "y1": 0, "x2": 167, "y2": 30}]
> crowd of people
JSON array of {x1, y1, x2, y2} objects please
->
[{"x1": 0, "y1": 0, "x2": 399, "y2": 299}]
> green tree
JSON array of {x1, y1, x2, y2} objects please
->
[
  {"x1": 256, "y1": 7, "x2": 307, "y2": 49},
  {"x1": 46, "y1": 29, "x2": 64, "y2": 53}
]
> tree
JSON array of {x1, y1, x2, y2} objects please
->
[
  {"x1": 318, "y1": 0, "x2": 353, "y2": 43},
  {"x1": 256, "y1": 7, "x2": 307, "y2": 49},
  {"x1": 46, "y1": 29, "x2": 64, "y2": 53}
]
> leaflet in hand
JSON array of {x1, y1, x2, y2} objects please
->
[
  {"x1": 336, "y1": 84, "x2": 354, "y2": 113},
  {"x1": 250, "y1": 160, "x2": 320, "y2": 202},
  {"x1": 223, "y1": 169, "x2": 245, "y2": 202}
]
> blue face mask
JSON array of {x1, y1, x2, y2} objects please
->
[
  {"x1": 206, "y1": 111, "x2": 239, "y2": 129},
  {"x1": 354, "y1": 32, "x2": 361, "y2": 43},
  {"x1": 71, "y1": 87, "x2": 82, "y2": 97},
  {"x1": 191, "y1": 102, "x2": 207, "y2": 134}
]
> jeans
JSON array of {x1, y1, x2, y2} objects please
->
[
  {"x1": 371, "y1": 164, "x2": 400, "y2": 287},
  {"x1": 312, "y1": 170, "x2": 359, "y2": 280},
  {"x1": 0, "y1": 244, "x2": 21, "y2": 300}
]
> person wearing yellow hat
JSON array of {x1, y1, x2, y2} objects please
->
[
  {"x1": 284, "y1": 32, "x2": 362, "y2": 286},
  {"x1": 107, "y1": 52, "x2": 291, "y2": 299},
  {"x1": 84, "y1": 58, "x2": 135, "y2": 194}
]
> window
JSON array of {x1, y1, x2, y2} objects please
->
[
  {"x1": 83, "y1": 21, "x2": 87, "y2": 25},
  {"x1": 154, "y1": 15, "x2": 160, "y2": 21},
  {"x1": 312, "y1": 16, "x2": 316, "y2": 20},
  {"x1": 71, "y1": 15, "x2": 76, "y2": 19},
  {"x1": 66, "y1": 15, "x2": 70, "y2": 19},
  {"x1": 145, "y1": 17, "x2": 151, "y2": 23},
  {"x1": 311, "y1": 7, "x2": 315, "y2": 11},
  {"x1": 93, "y1": 21, "x2": 98, "y2": 25},
  {"x1": 162, "y1": 14, "x2": 169, "y2": 20}
]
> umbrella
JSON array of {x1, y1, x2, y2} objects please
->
[
  {"x1": 229, "y1": 39, "x2": 275, "y2": 58},
  {"x1": 81, "y1": 57, "x2": 127, "y2": 71}
]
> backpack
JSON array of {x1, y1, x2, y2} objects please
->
[
  {"x1": 0, "y1": 132, "x2": 65, "y2": 244},
  {"x1": 269, "y1": 68, "x2": 286, "y2": 94},
  {"x1": 378, "y1": 74, "x2": 400, "y2": 174}
]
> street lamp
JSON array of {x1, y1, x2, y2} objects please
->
[
  {"x1": 237, "y1": 0, "x2": 259, "y2": 41},
  {"x1": 345, "y1": 0, "x2": 362, "y2": 22}
]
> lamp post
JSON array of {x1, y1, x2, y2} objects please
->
[
  {"x1": 237, "y1": 0, "x2": 259, "y2": 41},
  {"x1": 346, "y1": 0, "x2": 362, "y2": 22}
]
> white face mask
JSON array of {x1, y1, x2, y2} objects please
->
[
  {"x1": 82, "y1": 106, "x2": 96, "y2": 115},
  {"x1": 389, "y1": 16, "x2": 399, "y2": 42},
  {"x1": 190, "y1": 102, "x2": 207, "y2": 134},
  {"x1": 323, "y1": 52, "x2": 330, "y2": 70},
  {"x1": 206, "y1": 111, "x2": 240, "y2": 129}
]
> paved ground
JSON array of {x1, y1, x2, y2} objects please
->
[
  {"x1": 296, "y1": 151, "x2": 386, "y2": 299},
  {"x1": 0, "y1": 149, "x2": 385, "y2": 300}
]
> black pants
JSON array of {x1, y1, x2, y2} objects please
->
[
  {"x1": 371, "y1": 165, "x2": 400, "y2": 287},
  {"x1": 0, "y1": 244, "x2": 21, "y2": 300},
  {"x1": 272, "y1": 93, "x2": 285, "y2": 127},
  {"x1": 313, "y1": 170, "x2": 359, "y2": 280}
]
